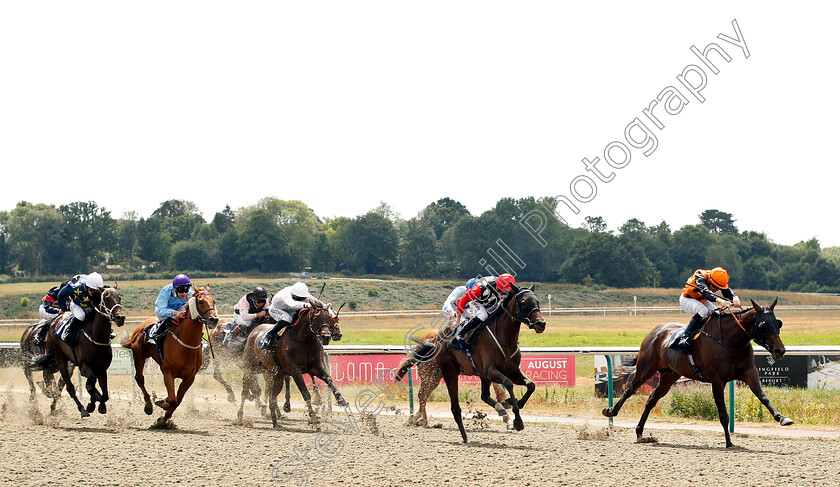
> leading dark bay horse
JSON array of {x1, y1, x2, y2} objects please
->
[
  {"x1": 122, "y1": 284, "x2": 219, "y2": 424},
  {"x1": 602, "y1": 299, "x2": 793, "y2": 448},
  {"x1": 29, "y1": 286, "x2": 126, "y2": 417},
  {"x1": 240, "y1": 303, "x2": 346, "y2": 427},
  {"x1": 395, "y1": 283, "x2": 547, "y2": 443}
]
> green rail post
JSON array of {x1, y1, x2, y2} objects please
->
[
  {"x1": 729, "y1": 380, "x2": 735, "y2": 433},
  {"x1": 408, "y1": 366, "x2": 415, "y2": 416},
  {"x1": 325, "y1": 352, "x2": 332, "y2": 411},
  {"x1": 606, "y1": 355, "x2": 614, "y2": 426}
]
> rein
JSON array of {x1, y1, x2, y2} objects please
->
[
  {"x1": 95, "y1": 288, "x2": 123, "y2": 323},
  {"x1": 700, "y1": 306, "x2": 754, "y2": 352}
]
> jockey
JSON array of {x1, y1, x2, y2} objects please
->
[
  {"x1": 262, "y1": 282, "x2": 324, "y2": 349},
  {"x1": 227, "y1": 287, "x2": 270, "y2": 345},
  {"x1": 451, "y1": 273, "x2": 516, "y2": 350},
  {"x1": 441, "y1": 278, "x2": 479, "y2": 337},
  {"x1": 55, "y1": 272, "x2": 105, "y2": 341},
  {"x1": 34, "y1": 280, "x2": 68, "y2": 346},
  {"x1": 148, "y1": 274, "x2": 194, "y2": 347},
  {"x1": 677, "y1": 267, "x2": 741, "y2": 348}
]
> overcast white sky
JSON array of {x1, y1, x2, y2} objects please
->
[{"x1": 2, "y1": 2, "x2": 838, "y2": 247}]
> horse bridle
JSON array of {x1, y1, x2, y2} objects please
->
[
  {"x1": 503, "y1": 288, "x2": 542, "y2": 329},
  {"x1": 705, "y1": 307, "x2": 780, "y2": 352},
  {"x1": 190, "y1": 291, "x2": 218, "y2": 324},
  {"x1": 94, "y1": 288, "x2": 123, "y2": 324},
  {"x1": 307, "y1": 305, "x2": 334, "y2": 337}
]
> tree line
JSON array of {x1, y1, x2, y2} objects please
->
[{"x1": 1, "y1": 198, "x2": 838, "y2": 292}]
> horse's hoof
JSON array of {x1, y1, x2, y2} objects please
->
[
  {"x1": 337, "y1": 397, "x2": 348, "y2": 407},
  {"x1": 80, "y1": 410, "x2": 90, "y2": 418},
  {"x1": 601, "y1": 407, "x2": 613, "y2": 417},
  {"x1": 283, "y1": 404, "x2": 291, "y2": 413},
  {"x1": 86, "y1": 402, "x2": 96, "y2": 413},
  {"x1": 98, "y1": 403, "x2": 107, "y2": 414},
  {"x1": 144, "y1": 404, "x2": 153, "y2": 415},
  {"x1": 226, "y1": 392, "x2": 236, "y2": 403},
  {"x1": 513, "y1": 419, "x2": 524, "y2": 431},
  {"x1": 780, "y1": 416, "x2": 794, "y2": 426}
]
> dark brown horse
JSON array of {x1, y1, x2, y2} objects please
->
[
  {"x1": 20, "y1": 318, "x2": 70, "y2": 407},
  {"x1": 29, "y1": 287, "x2": 126, "y2": 417},
  {"x1": 602, "y1": 299, "x2": 793, "y2": 447},
  {"x1": 240, "y1": 303, "x2": 346, "y2": 427},
  {"x1": 396, "y1": 327, "x2": 511, "y2": 427},
  {"x1": 395, "y1": 283, "x2": 546, "y2": 442},
  {"x1": 122, "y1": 284, "x2": 218, "y2": 424}
]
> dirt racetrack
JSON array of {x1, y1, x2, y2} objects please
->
[{"x1": 2, "y1": 384, "x2": 839, "y2": 487}]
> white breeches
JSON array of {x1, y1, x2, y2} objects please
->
[{"x1": 679, "y1": 295, "x2": 716, "y2": 317}]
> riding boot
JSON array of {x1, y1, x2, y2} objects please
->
[
  {"x1": 453, "y1": 317, "x2": 483, "y2": 350},
  {"x1": 148, "y1": 318, "x2": 174, "y2": 346},
  {"x1": 35, "y1": 323, "x2": 50, "y2": 349},
  {"x1": 677, "y1": 313, "x2": 704, "y2": 348},
  {"x1": 263, "y1": 319, "x2": 292, "y2": 348}
]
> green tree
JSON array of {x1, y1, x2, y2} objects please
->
[
  {"x1": 136, "y1": 217, "x2": 171, "y2": 264},
  {"x1": 256, "y1": 198, "x2": 320, "y2": 270},
  {"x1": 420, "y1": 197, "x2": 471, "y2": 239},
  {"x1": 0, "y1": 202, "x2": 64, "y2": 275},
  {"x1": 348, "y1": 209, "x2": 398, "y2": 274},
  {"x1": 115, "y1": 211, "x2": 139, "y2": 262},
  {"x1": 699, "y1": 209, "x2": 738, "y2": 235},
  {"x1": 400, "y1": 217, "x2": 440, "y2": 276},
  {"x1": 212, "y1": 205, "x2": 235, "y2": 234},
  {"x1": 237, "y1": 209, "x2": 287, "y2": 272},
  {"x1": 59, "y1": 201, "x2": 115, "y2": 269}
]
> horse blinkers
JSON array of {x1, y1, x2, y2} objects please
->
[
  {"x1": 755, "y1": 310, "x2": 785, "y2": 360},
  {"x1": 513, "y1": 284, "x2": 546, "y2": 333}
]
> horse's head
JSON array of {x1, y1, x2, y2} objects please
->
[
  {"x1": 326, "y1": 302, "x2": 344, "y2": 341},
  {"x1": 307, "y1": 305, "x2": 335, "y2": 345},
  {"x1": 95, "y1": 286, "x2": 126, "y2": 327},
  {"x1": 750, "y1": 298, "x2": 785, "y2": 360},
  {"x1": 189, "y1": 285, "x2": 219, "y2": 327},
  {"x1": 509, "y1": 283, "x2": 546, "y2": 333}
]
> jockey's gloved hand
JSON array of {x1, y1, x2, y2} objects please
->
[{"x1": 302, "y1": 302, "x2": 311, "y2": 308}]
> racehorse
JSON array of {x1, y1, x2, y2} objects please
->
[
  {"x1": 20, "y1": 318, "x2": 70, "y2": 407},
  {"x1": 29, "y1": 286, "x2": 126, "y2": 417},
  {"x1": 395, "y1": 283, "x2": 546, "y2": 442},
  {"x1": 396, "y1": 327, "x2": 511, "y2": 427},
  {"x1": 240, "y1": 303, "x2": 346, "y2": 427},
  {"x1": 122, "y1": 284, "x2": 218, "y2": 424},
  {"x1": 602, "y1": 299, "x2": 793, "y2": 448},
  {"x1": 209, "y1": 314, "x2": 309, "y2": 415}
]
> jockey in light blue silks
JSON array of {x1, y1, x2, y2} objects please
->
[{"x1": 148, "y1": 274, "x2": 195, "y2": 347}]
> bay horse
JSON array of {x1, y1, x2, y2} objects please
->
[
  {"x1": 20, "y1": 318, "x2": 70, "y2": 407},
  {"x1": 240, "y1": 303, "x2": 346, "y2": 427},
  {"x1": 395, "y1": 283, "x2": 546, "y2": 442},
  {"x1": 602, "y1": 299, "x2": 793, "y2": 448},
  {"x1": 209, "y1": 314, "x2": 300, "y2": 415},
  {"x1": 396, "y1": 327, "x2": 511, "y2": 427},
  {"x1": 29, "y1": 286, "x2": 126, "y2": 417},
  {"x1": 122, "y1": 284, "x2": 219, "y2": 424}
]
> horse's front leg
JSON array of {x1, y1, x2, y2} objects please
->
[
  {"x1": 711, "y1": 381, "x2": 733, "y2": 448},
  {"x1": 634, "y1": 369, "x2": 680, "y2": 441},
  {"x1": 741, "y1": 367, "x2": 794, "y2": 426},
  {"x1": 83, "y1": 367, "x2": 102, "y2": 413},
  {"x1": 479, "y1": 378, "x2": 509, "y2": 422},
  {"x1": 213, "y1": 358, "x2": 236, "y2": 403},
  {"x1": 507, "y1": 368, "x2": 536, "y2": 409},
  {"x1": 291, "y1": 372, "x2": 318, "y2": 423},
  {"x1": 95, "y1": 372, "x2": 109, "y2": 414},
  {"x1": 55, "y1": 354, "x2": 88, "y2": 418},
  {"x1": 312, "y1": 364, "x2": 348, "y2": 408},
  {"x1": 283, "y1": 375, "x2": 292, "y2": 413},
  {"x1": 155, "y1": 371, "x2": 178, "y2": 423},
  {"x1": 162, "y1": 373, "x2": 195, "y2": 422},
  {"x1": 484, "y1": 367, "x2": 523, "y2": 432}
]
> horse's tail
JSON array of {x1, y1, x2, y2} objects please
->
[
  {"x1": 28, "y1": 353, "x2": 56, "y2": 372},
  {"x1": 121, "y1": 324, "x2": 146, "y2": 348},
  {"x1": 394, "y1": 354, "x2": 416, "y2": 382}
]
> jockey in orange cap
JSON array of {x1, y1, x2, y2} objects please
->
[
  {"x1": 677, "y1": 267, "x2": 741, "y2": 348},
  {"x1": 451, "y1": 273, "x2": 516, "y2": 351}
]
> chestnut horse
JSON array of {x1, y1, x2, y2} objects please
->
[
  {"x1": 20, "y1": 318, "x2": 69, "y2": 406},
  {"x1": 240, "y1": 303, "x2": 346, "y2": 427},
  {"x1": 29, "y1": 286, "x2": 126, "y2": 417},
  {"x1": 395, "y1": 283, "x2": 546, "y2": 442},
  {"x1": 396, "y1": 327, "x2": 511, "y2": 427},
  {"x1": 122, "y1": 284, "x2": 218, "y2": 424},
  {"x1": 602, "y1": 299, "x2": 793, "y2": 448}
]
